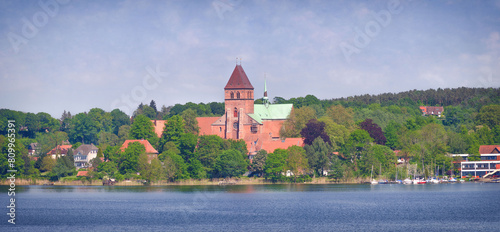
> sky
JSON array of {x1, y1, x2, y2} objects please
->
[{"x1": 1, "y1": 0, "x2": 499, "y2": 118}]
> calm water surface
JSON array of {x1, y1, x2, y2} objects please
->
[{"x1": 1, "y1": 183, "x2": 499, "y2": 231}]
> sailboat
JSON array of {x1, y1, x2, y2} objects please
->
[
  {"x1": 449, "y1": 160, "x2": 457, "y2": 183},
  {"x1": 371, "y1": 165, "x2": 378, "y2": 185},
  {"x1": 378, "y1": 164, "x2": 388, "y2": 184}
]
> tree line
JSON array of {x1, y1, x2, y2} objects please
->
[{"x1": 0, "y1": 87, "x2": 499, "y2": 183}]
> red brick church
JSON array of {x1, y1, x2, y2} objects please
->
[{"x1": 153, "y1": 64, "x2": 303, "y2": 157}]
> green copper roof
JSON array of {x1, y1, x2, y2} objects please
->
[{"x1": 249, "y1": 104, "x2": 293, "y2": 123}]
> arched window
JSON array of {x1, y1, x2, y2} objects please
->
[
  {"x1": 230, "y1": 92, "x2": 234, "y2": 99},
  {"x1": 234, "y1": 107, "x2": 238, "y2": 117},
  {"x1": 237, "y1": 92, "x2": 240, "y2": 99},
  {"x1": 247, "y1": 92, "x2": 251, "y2": 99}
]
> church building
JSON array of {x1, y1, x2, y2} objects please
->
[{"x1": 153, "y1": 64, "x2": 303, "y2": 157}]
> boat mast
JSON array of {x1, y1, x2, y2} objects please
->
[
  {"x1": 371, "y1": 165, "x2": 374, "y2": 181},
  {"x1": 396, "y1": 165, "x2": 398, "y2": 181}
]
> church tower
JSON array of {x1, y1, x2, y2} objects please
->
[{"x1": 224, "y1": 64, "x2": 254, "y2": 139}]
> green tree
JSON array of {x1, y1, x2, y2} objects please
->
[
  {"x1": 88, "y1": 108, "x2": 113, "y2": 133},
  {"x1": 110, "y1": 109, "x2": 130, "y2": 135},
  {"x1": 148, "y1": 158, "x2": 164, "y2": 182},
  {"x1": 304, "y1": 137, "x2": 331, "y2": 177},
  {"x1": 137, "y1": 153, "x2": 150, "y2": 177},
  {"x1": 229, "y1": 139, "x2": 249, "y2": 156},
  {"x1": 447, "y1": 131, "x2": 468, "y2": 154},
  {"x1": 129, "y1": 115, "x2": 156, "y2": 140},
  {"x1": 384, "y1": 120, "x2": 402, "y2": 149},
  {"x1": 50, "y1": 155, "x2": 75, "y2": 181},
  {"x1": 60, "y1": 110, "x2": 73, "y2": 133},
  {"x1": 181, "y1": 109, "x2": 200, "y2": 135},
  {"x1": 280, "y1": 106, "x2": 316, "y2": 138},
  {"x1": 89, "y1": 157, "x2": 103, "y2": 170},
  {"x1": 188, "y1": 158, "x2": 206, "y2": 179},
  {"x1": 264, "y1": 149, "x2": 288, "y2": 177},
  {"x1": 286, "y1": 145, "x2": 309, "y2": 181},
  {"x1": 215, "y1": 149, "x2": 248, "y2": 178},
  {"x1": 0, "y1": 134, "x2": 28, "y2": 177},
  {"x1": 36, "y1": 112, "x2": 60, "y2": 133},
  {"x1": 119, "y1": 142, "x2": 146, "y2": 174},
  {"x1": 149, "y1": 100, "x2": 158, "y2": 113},
  {"x1": 103, "y1": 145, "x2": 121, "y2": 162},
  {"x1": 163, "y1": 155, "x2": 178, "y2": 181},
  {"x1": 196, "y1": 135, "x2": 227, "y2": 175},
  {"x1": 250, "y1": 149, "x2": 267, "y2": 175},
  {"x1": 41, "y1": 156, "x2": 56, "y2": 172},
  {"x1": 344, "y1": 129, "x2": 373, "y2": 172},
  {"x1": 118, "y1": 125, "x2": 131, "y2": 141},
  {"x1": 98, "y1": 131, "x2": 120, "y2": 146},
  {"x1": 69, "y1": 113, "x2": 98, "y2": 144},
  {"x1": 179, "y1": 133, "x2": 198, "y2": 162},
  {"x1": 329, "y1": 154, "x2": 344, "y2": 182},
  {"x1": 35, "y1": 131, "x2": 69, "y2": 155},
  {"x1": 477, "y1": 105, "x2": 500, "y2": 129},
  {"x1": 162, "y1": 152, "x2": 189, "y2": 180},
  {"x1": 318, "y1": 117, "x2": 349, "y2": 150},
  {"x1": 24, "y1": 112, "x2": 40, "y2": 138},
  {"x1": 97, "y1": 161, "x2": 118, "y2": 176},
  {"x1": 142, "y1": 105, "x2": 157, "y2": 119},
  {"x1": 133, "y1": 104, "x2": 157, "y2": 119},
  {"x1": 326, "y1": 105, "x2": 355, "y2": 130},
  {"x1": 158, "y1": 115, "x2": 185, "y2": 153}
]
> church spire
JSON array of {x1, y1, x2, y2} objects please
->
[{"x1": 263, "y1": 76, "x2": 269, "y2": 107}]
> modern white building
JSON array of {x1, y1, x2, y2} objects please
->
[{"x1": 461, "y1": 145, "x2": 500, "y2": 178}]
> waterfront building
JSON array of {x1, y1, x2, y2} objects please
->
[
  {"x1": 152, "y1": 64, "x2": 304, "y2": 157},
  {"x1": 73, "y1": 144, "x2": 98, "y2": 169},
  {"x1": 120, "y1": 139, "x2": 159, "y2": 163},
  {"x1": 460, "y1": 145, "x2": 500, "y2": 178}
]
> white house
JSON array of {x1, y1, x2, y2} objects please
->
[{"x1": 74, "y1": 144, "x2": 98, "y2": 169}]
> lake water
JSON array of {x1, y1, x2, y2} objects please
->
[{"x1": 1, "y1": 183, "x2": 499, "y2": 231}]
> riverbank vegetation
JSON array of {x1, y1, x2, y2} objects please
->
[{"x1": 1, "y1": 87, "x2": 499, "y2": 184}]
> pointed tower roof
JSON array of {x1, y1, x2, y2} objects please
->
[{"x1": 224, "y1": 65, "x2": 254, "y2": 90}]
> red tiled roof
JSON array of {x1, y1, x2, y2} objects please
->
[
  {"x1": 76, "y1": 171, "x2": 88, "y2": 177},
  {"x1": 47, "y1": 145, "x2": 72, "y2": 155},
  {"x1": 479, "y1": 145, "x2": 500, "y2": 154},
  {"x1": 197, "y1": 117, "x2": 221, "y2": 136},
  {"x1": 420, "y1": 106, "x2": 444, "y2": 115},
  {"x1": 224, "y1": 65, "x2": 254, "y2": 90},
  {"x1": 120, "y1": 140, "x2": 158, "y2": 154},
  {"x1": 260, "y1": 138, "x2": 304, "y2": 154}
]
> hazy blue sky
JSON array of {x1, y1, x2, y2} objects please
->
[{"x1": 1, "y1": 0, "x2": 499, "y2": 117}]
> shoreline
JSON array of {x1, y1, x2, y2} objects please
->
[{"x1": 1, "y1": 177, "x2": 367, "y2": 186}]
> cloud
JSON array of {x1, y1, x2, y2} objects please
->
[{"x1": 0, "y1": 0, "x2": 499, "y2": 117}]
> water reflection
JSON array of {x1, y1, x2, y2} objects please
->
[
  {"x1": 0, "y1": 183, "x2": 379, "y2": 195},
  {"x1": 1, "y1": 182, "x2": 490, "y2": 195}
]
